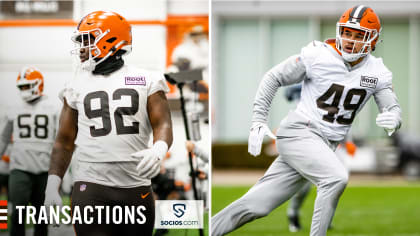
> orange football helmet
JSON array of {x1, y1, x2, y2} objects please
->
[
  {"x1": 16, "y1": 67, "x2": 44, "y2": 102},
  {"x1": 71, "y1": 11, "x2": 132, "y2": 71},
  {"x1": 336, "y1": 5, "x2": 381, "y2": 62}
]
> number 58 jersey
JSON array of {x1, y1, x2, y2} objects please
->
[
  {"x1": 6, "y1": 96, "x2": 58, "y2": 173},
  {"x1": 296, "y1": 41, "x2": 396, "y2": 141},
  {"x1": 61, "y1": 65, "x2": 169, "y2": 163}
]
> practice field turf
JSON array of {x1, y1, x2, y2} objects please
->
[{"x1": 212, "y1": 184, "x2": 420, "y2": 236}]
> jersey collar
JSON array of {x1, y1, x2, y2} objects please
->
[{"x1": 324, "y1": 39, "x2": 368, "y2": 71}]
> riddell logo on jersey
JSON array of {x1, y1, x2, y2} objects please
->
[
  {"x1": 360, "y1": 76, "x2": 378, "y2": 89},
  {"x1": 125, "y1": 76, "x2": 146, "y2": 86},
  {"x1": 0, "y1": 200, "x2": 7, "y2": 229}
]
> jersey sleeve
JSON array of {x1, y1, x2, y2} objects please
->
[
  {"x1": 252, "y1": 55, "x2": 306, "y2": 123},
  {"x1": 147, "y1": 72, "x2": 170, "y2": 96},
  {"x1": 300, "y1": 41, "x2": 323, "y2": 78},
  {"x1": 0, "y1": 117, "x2": 13, "y2": 155},
  {"x1": 59, "y1": 79, "x2": 78, "y2": 109},
  {"x1": 373, "y1": 71, "x2": 402, "y2": 129}
]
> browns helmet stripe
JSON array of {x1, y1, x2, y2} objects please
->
[
  {"x1": 349, "y1": 5, "x2": 368, "y2": 23},
  {"x1": 19, "y1": 67, "x2": 28, "y2": 80}
]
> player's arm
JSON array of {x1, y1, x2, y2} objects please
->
[
  {"x1": 252, "y1": 55, "x2": 306, "y2": 123},
  {"x1": 249, "y1": 55, "x2": 306, "y2": 156},
  {"x1": 0, "y1": 118, "x2": 13, "y2": 155},
  {"x1": 148, "y1": 91, "x2": 173, "y2": 148},
  {"x1": 374, "y1": 84, "x2": 402, "y2": 135},
  {"x1": 186, "y1": 141, "x2": 209, "y2": 163},
  {"x1": 133, "y1": 91, "x2": 173, "y2": 178},
  {"x1": 48, "y1": 98, "x2": 78, "y2": 178},
  {"x1": 44, "y1": 99, "x2": 78, "y2": 210}
]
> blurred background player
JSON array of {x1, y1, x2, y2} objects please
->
[
  {"x1": 0, "y1": 67, "x2": 57, "y2": 236},
  {"x1": 169, "y1": 25, "x2": 209, "y2": 118},
  {"x1": 43, "y1": 11, "x2": 173, "y2": 236},
  {"x1": 0, "y1": 143, "x2": 10, "y2": 200},
  {"x1": 165, "y1": 22, "x2": 210, "y2": 203},
  {"x1": 170, "y1": 25, "x2": 209, "y2": 78},
  {"x1": 212, "y1": 5, "x2": 401, "y2": 236},
  {"x1": 185, "y1": 140, "x2": 209, "y2": 204}
]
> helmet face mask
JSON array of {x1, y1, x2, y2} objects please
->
[
  {"x1": 335, "y1": 5, "x2": 381, "y2": 62},
  {"x1": 71, "y1": 11, "x2": 132, "y2": 72},
  {"x1": 71, "y1": 29, "x2": 109, "y2": 71},
  {"x1": 16, "y1": 67, "x2": 44, "y2": 102}
]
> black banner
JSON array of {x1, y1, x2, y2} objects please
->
[{"x1": 0, "y1": 0, "x2": 73, "y2": 19}]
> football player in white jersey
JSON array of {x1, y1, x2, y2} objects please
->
[
  {"x1": 43, "y1": 11, "x2": 173, "y2": 236},
  {"x1": 212, "y1": 5, "x2": 401, "y2": 236},
  {"x1": 0, "y1": 67, "x2": 57, "y2": 236}
]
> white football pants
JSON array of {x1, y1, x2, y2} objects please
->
[{"x1": 211, "y1": 111, "x2": 348, "y2": 236}]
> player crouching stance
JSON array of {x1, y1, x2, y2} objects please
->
[
  {"x1": 212, "y1": 5, "x2": 401, "y2": 236},
  {"x1": 43, "y1": 11, "x2": 173, "y2": 236}
]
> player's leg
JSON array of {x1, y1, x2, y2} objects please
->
[
  {"x1": 8, "y1": 169, "x2": 32, "y2": 236},
  {"x1": 30, "y1": 172, "x2": 48, "y2": 236},
  {"x1": 277, "y1": 131, "x2": 348, "y2": 236},
  {"x1": 0, "y1": 174, "x2": 9, "y2": 198},
  {"x1": 71, "y1": 182, "x2": 115, "y2": 236},
  {"x1": 117, "y1": 185, "x2": 155, "y2": 236},
  {"x1": 287, "y1": 180, "x2": 312, "y2": 232},
  {"x1": 211, "y1": 157, "x2": 307, "y2": 236}
]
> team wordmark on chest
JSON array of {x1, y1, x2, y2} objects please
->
[{"x1": 360, "y1": 76, "x2": 378, "y2": 89}]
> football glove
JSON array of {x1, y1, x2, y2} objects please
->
[
  {"x1": 132, "y1": 141, "x2": 168, "y2": 179},
  {"x1": 248, "y1": 122, "x2": 276, "y2": 157},
  {"x1": 376, "y1": 108, "x2": 399, "y2": 136},
  {"x1": 44, "y1": 174, "x2": 62, "y2": 227}
]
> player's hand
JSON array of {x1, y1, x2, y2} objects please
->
[
  {"x1": 376, "y1": 109, "x2": 399, "y2": 136},
  {"x1": 44, "y1": 175, "x2": 62, "y2": 227},
  {"x1": 248, "y1": 122, "x2": 276, "y2": 156},
  {"x1": 186, "y1": 141, "x2": 195, "y2": 153},
  {"x1": 132, "y1": 141, "x2": 168, "y2": 179}
]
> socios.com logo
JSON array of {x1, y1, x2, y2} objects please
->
[{"x1": 172, "y1": 203, "x2": 186, "y2": 218}]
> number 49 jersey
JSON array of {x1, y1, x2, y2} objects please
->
[
  {"x1": 62, "y1": 65, "x2": 169, "y2": 163},
  {"x1": 6, "y1": 96, "x2": 58, "y2": 173},
  {"x1": 296, "y1": 41, "x2": 394, "y2": 141}
]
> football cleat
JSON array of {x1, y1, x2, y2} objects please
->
[{"x1": 288, "y1": 215, "x2": 302, "y2": 233}]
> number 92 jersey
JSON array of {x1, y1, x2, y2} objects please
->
[
  {"x1": 7, "y1": 96, "x2": 58, "y2": 173},
  {"x1": 61, "y1": 65, "x2": 169, "y2": 163},
  {"x1": 296, "y1": 41, "x2": 393, "y2": 141}
]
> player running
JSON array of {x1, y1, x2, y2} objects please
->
[{"x1": 212, "y1": 5, "x2": 401, "y2": 236}]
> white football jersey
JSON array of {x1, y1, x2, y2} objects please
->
[
  {"x1": 61, "y1": 65, "x2": 169, "y2": 187},
  {"x1": 63, "y1": 65, "x2": 169, "y2": 163},
  {"x1": 7, "y1": 96, "x2": 58, "y2": 173},
  {"x1": 296, "y1": 41, "x2": 393, "y2": 140}
]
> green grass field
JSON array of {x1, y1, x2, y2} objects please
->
[{"x1": 212, "y1": 184, "x2": 420, "y2": 236}]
